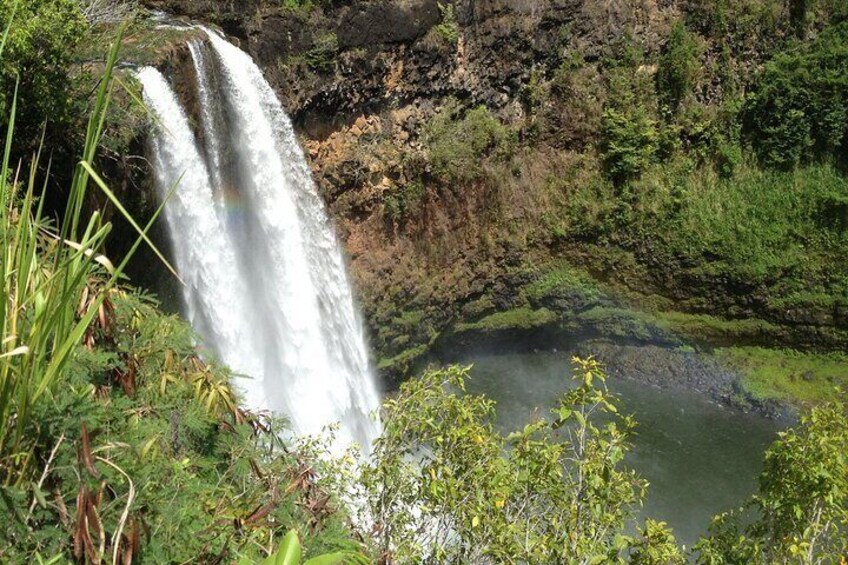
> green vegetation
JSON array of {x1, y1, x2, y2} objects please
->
[
  {"x1": 424, "y1": 100, "x2": 514, "y2": 183},
  {"x1": 348, "y1": 361, "x2": 848, "y2": 563},
  {"x1": 559, "y1": 160, "x2": 848, "y2": 297},
  {"x1": 718, "y1": 347, "x2": 848, "y2": 404},
  {"x1": 0, "y1": 0, "x2": 86, "y2": 154},
  {"x1": 280, "y1": 0, "x2": 338, "y2": 14},
  {"x1": 656, "y1": 22, "x2": 703, "y2": 111},
  {"x1": 745, "y1": 22, "x2": 848, "y2": 168},
  {"x1": 576, "y1": 307, "x2": 656, "y2": 341},
  {"x1": 522, "y1": 262, "x2": 603, "y2": 304},
  {"x1": 455, "y1": 306, "x2": 557, "y2": 333},
  {"x1": 651, "y1": 311, "x2": 781, "y2": 343},
  {"x1": 351, "y1": 359, "x2": 686, "y2": 563},
  {"x1": 305, "y1": 32, "x2": 338, "y2": 73},
  {"x1": 1, "y1": 293, "x2": 362, "y2": 562},
  {"x1": 434, "y1": 1, "x2": 459, "y2": 44},
  {"x1": 599, "y1": 106, "x2": 660, "y2": 185},
  {"x1": 0, "y1": 22, "x2": 138, "y2": 486},
  {"x1": 383, "y1": 180, "x2": 425, "y2": 221},
  {"x1": 696, "y1": 399, "x2": 848, "y2": 562},
  {"x1": 376, "y1": 343, "x2": 428, "y2": 373}
]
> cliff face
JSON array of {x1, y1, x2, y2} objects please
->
[
  {"x1": 143, "y1": 1, "x2": 678, "y2": 131},
  {"x1": 134, "y1": 0, "x2": 848, "y2": 381}
]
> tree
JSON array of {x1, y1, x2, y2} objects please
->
[
  {"x1": 0, "y1": 0, "x2": 86, "y2": 153},
  {"x1": 695, "y1": 397, "x2": 848, "y2": 563}
]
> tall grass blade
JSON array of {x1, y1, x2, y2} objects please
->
[
  {"x1": 80, "y1": 161, "x2": 180, "y2": 280},
  {"x1": 0, "y1": 0, "x2": 17, "y2": 58},
  {"x1": 0, "y1": 22, "x2": 164, "y2": 483}
]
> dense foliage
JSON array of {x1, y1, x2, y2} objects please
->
[
  {"x1": 0, "y1": 0, "x2": 86, "y2": 153},
  {"x1": 0, "y1": 293, "x2": 363, "y2": 563},
  {"x1": 1, "y1": 1, "x2": 848, "y2": 563},
  {"x1": 424, "y1": 100, "x2": 514, "y2": 183},
  {"x1": 696, "y1": 399, "x2": 848, "y2": 563},
  {"x1": 745, "y1": 22, "x2": 848, "y2": 168},
  {"x1": 333, "y1": 361, "x2": 845, "y2": 564},
  {"x1": 599, "y1": 107, "x2": 660, "y2": 186},
  {"x1": 656, "y1": 23, "x2": 703, "y2": 111},
  {"x1": 347, "y1": 359, "x2": 684, "y2": 563}
]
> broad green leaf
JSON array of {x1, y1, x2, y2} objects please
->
[
  {"x1": 273, "y1": 530, "x2": 302, "y2": 565},
  {"x1": 302, "y1": 553, "x2": 347, "y2": 565}
]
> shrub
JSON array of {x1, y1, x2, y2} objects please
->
[
  {"x1": 425, "y1": 101, "x2": 514, "y2": 183},
  {"x1": 305, "y1": 32, "x2": 338, "y2": 73},
  {"x1": 434, "y1": 2, "x2": 459, "y2": 44},
  {"x1": 353, "y1": 359, "x2": 686, "y2": 563},
  {"x1": 383, "y1": 181, "x2": 425, "y2": 222},
  {"x1": 599, "y1": 106, "x2": 659, "y2": 185},
  {"x1": 656, "y1": 22, "x2": 703, "y2": 111},
  {"x1": 695, "y1": 398, "x2": 848, "y2": 562}
]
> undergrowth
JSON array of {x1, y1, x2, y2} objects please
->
[{"x1": 0, "y1": 292, "x2": 361, "y2": 562}]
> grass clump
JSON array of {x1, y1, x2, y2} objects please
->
[
  {"x1": 663, "y1": 162, "x2": 848, "y2": 280},
  {"x1": 391, "y1": 308, "x2": 426, "y2": 329},
  {"x1": 456, "y1": 306, "x2": 557, "y2": 333},
  {"x1": 523, "y1": 262, "x2": 603, "y2": 304}
]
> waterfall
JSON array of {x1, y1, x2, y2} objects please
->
[{"x1": 137, "y1": 33, "x2": 381, "y2": 452}]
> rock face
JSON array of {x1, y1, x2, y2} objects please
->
[{"x1": 134, "y1": 0, "x2": 848, "y2": 382}]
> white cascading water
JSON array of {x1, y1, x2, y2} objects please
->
[{"x1": 137, "y1": 32, "x2": 381, "y2": 452}]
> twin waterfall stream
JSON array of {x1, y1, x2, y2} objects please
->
[{"x1": 138, "y1": 29, "x2": 381, "y2": 451}]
